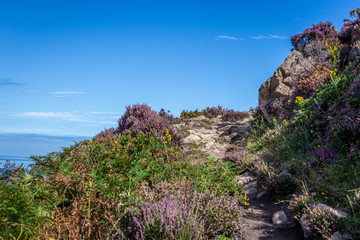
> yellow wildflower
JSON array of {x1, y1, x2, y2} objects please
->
[
  {"x1": 165, "y1": 129, "x2": 172, "y2": 142},
  {"x1": 295, "y1": 96, "x2": 304, "y2": 105}
]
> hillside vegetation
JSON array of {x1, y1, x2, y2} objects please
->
[
  {"x1": 247, "y1": 8, "x2": 360, "y2": 239},
  {"x1": 1, "y1": 8, "x2": 360, "y2": 240}
]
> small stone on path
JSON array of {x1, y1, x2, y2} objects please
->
[
  {"x1": 246, "y1": 181, "x2": 257, "y2": 189},
  {"x1": 244, "y1": 187, "x2": 257, "y2": 195},
  {"x1": 272, "y1": 210, "x2": 288, "y2": 226}
]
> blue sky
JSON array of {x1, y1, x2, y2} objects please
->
[{"x1": 0, "y1": 0, "x2": 359, "y2": 156}]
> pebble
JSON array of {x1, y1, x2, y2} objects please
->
[
  {"x1": 272, "y1": 210, "x2": 288, "y2": 226},
  {"x1": 244, "y1": 187, "x2": 257, "y2": 195}
]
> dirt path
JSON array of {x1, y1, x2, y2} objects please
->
[
  {"x1": 240, "y1": 183, "x2": 304, "y2": 240},
  {"x1": 177, "y1": 116, "x2": 304, "y2": 240}
]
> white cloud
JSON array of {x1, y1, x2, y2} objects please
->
[
  {"x1": 89, "y1": 111, "x2": 122, "y2": 115},
  {"x1": 50, "y1": 91, "x2": 84, "y2": 97},
  {"x1": 251, "y1": 35, "x2": 288, "y2": 40},
  {"x1": 9, "y1": 111, "x2": 117, "y2": 125},
  {"x1": 216, "y1": 35, "x2": 241, "y2": 40},
  {"x1": 11, "y1": 112, "x2": 77, "y2": 118},
  {"x1": 66, "y1": 118, "x2": 116, "y2": 125}
]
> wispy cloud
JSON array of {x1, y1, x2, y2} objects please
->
[
  {"x1": 66, "y1": 118, "x2": 115, "y2": 125},
  {"x1": 0, "y1": 128, "x2": 57, "y2": 134},
  {"x1": 89, "y1": 112, "x2": 122, "y2": 115},
  {"x1": 0, "y1": 78, "x2": 21, "y2": 86},
  {"x1": 11, "y1": 112, "x2": 77, "y2": 118},
  {"x1": 251, "y1": 35, "x2": 288, "y2": 40},
  {"x1": 216, "y1": 35, "x2": 242, "y2": 40},
  {"x1": 9, "y1": 111, "x2": 117, "y2": 125},
  {"x1": 50, "y1": 91, "x2": 85, "y2": 97}
]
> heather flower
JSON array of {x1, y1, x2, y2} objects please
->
[
  {"x1": 121, "y1": 191, "x2": 244, "y2": 239},
  {"x1": 117, "y1": 104, "x2": 182, "y2": 146},
  {"x1": 222, "y1": 110, "x2": 250, "y2": 122},
  {"x1": 304, "y1": 138, "x2": 337, "y2": 166},
  {"x1": 92, "y1": 127, "x2": 115, "y2": 142},
  {"x1": 288, "y1": 194, "x2": 311, "y2": 219},
  {"x1": 291, "y1": 21, "x2": 337, "y2": 50},
  {"x1": 301, "y1": 205, "x2": 339, "y2": 238},
  {"x1": 203, "y1": 106, "x2": 226, "y2": 118},
  {"x1": 339, "y1": 21, "x2": 356, "y2": 42}
]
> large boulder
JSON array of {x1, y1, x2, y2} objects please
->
[{"x1": 258, "y1": 50, "x2": 315, "y2": 106}]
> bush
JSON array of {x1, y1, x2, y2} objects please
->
[
  {"x1": 118, "y1": 104, "x2": 182, "y2": 146},
  {"x1": 123, "y1": 191, "x2": 244, "y2": 239},
  {"x1": 203, "y1": 106, "x2": 226, "y2": 118},
  {"x1": 266, "y1": 174, "x2": 298, "y2": 197},
  {"x1": 302, "y1": 205, "x2": 339, "y2": 239},
  {"x1": 288, "y1": 194, "x2": 312, "y2": 219},
  {"x1": 181, "y1": 106, "x2": 250, "y2": 122},
  {"x1": 0, "y1": 182, "x2": 47, "y2": 239},
  {"x1": 222, "y1": 110, "x2": 250, "y2": 122},
  {"x1": 159, "y1": 108, "x2": 179, "y2": 124},
  {"x1": 201, "y1": 193, "x2": 244, "y2": 238},
  {"x1": 293, "y1": 64, "x2": 331, "y2": 99},
  {"x1": 339, "y1": 21, "x2": 356, "y2": 43},
  {"x1": 92, "y1": 127, "x2": 116, "y2": 142},
  {"x1": 291, "y1": 21, "x2": 337, "y2": 51},
  {"x1": 223, "y1": 149, "x2": 248, "y2": 172},
  {"x1": 180, "y1": 108, "x2": 204, "y2": 119},
  {"x1": 123, "y1": 192, "x2": 205, "y2": 240}
]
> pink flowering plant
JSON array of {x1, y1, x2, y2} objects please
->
[
  {"x1": 291, "y1": 21, "x2": 337, "y2": 50},
  {"x1": 121, "y1": 191, "x2": 244, "y2": 239}
]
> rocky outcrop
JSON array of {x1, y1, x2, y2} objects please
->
[
  {"x1": 258, "y1": 50, "x2": 315, "y2": 106},
  {"x1": 174, "y1": 115, "x2": 252, "y2": 159}
]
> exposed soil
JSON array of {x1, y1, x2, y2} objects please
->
[{"x1": 240, "y1": 186, "x2": 304, "y2": 240}]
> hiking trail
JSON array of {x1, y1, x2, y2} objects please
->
[{"x1": 175, "y1": 116, "x2": 304, "y2": 240}]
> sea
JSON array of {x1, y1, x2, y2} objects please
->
[{"x1": 0, "y1": 155, "x2": 34, "y2": 169}]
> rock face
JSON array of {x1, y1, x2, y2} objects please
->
[{"x1": 258, "y1": 50, "x2": 314, "y2": 107}]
